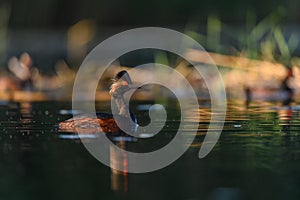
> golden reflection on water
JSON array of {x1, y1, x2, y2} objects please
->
[{"x1": 189, "y1": 100, "x2": 300, "y2": 148}]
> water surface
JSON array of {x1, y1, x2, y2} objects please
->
[{"x1": 0, "y1": 100, "x2": 299, "y2": 200}]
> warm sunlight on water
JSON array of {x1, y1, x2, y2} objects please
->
[{"x1": 0, "y1": 100, "x2": 299, "y2": 200}]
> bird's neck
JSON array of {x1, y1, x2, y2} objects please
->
[{"x1": 114, "y1": 96, "x2": 130, "y2": 117}]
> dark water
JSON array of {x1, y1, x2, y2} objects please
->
[{"x1": 0, "y1": 100, "x2": 300, "y2": 200}]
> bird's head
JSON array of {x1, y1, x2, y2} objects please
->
[
  {"x1": 113, "y1": 70, "x2": 132, "y2": 85},
  {"x1": 109, "y1": 70, "x2": 135, "y2": 96}
]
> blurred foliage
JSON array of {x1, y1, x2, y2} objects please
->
[
  {"x1": 0, "y1": 3, "x2": 10, "y2": 66},
  {"x1": 185, "y1": 6, "x2": 300, "y2": 67},
  {"x1": 1, "y1": 0, "x2": 299, "y2": 71},
  {"x1": 3, "y1": 0, "x2": 300, "y2": 28}
]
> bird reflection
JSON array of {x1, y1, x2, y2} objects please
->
[
  {"x1": 20, "y1": 102, "x2": 33, "y2": 121},
  {"x1": 110, "y1": 140, "x2": 129, "y2": 192},
  {"x1": 277, "y1": 107, "x2": 293, "y2": 134}
]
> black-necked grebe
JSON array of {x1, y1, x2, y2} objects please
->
[{"x1": 59, "y1": 70, "x2": 138, "y2": 134}]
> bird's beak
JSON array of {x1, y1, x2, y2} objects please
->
[{"x1": 129, "y1": 84, "x2": 142, "y2": 90}]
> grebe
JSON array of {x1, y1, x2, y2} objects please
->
[{"x1": 59, "y1": 70, "x2": 138, "y2": 134}]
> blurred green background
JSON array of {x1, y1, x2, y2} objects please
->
[
  {"x1": 6, "y1": 0, "x2": 300, "y2": 27},
  {"x1": 1, "y1": 0, "x2": 299, "y2": 73}
]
